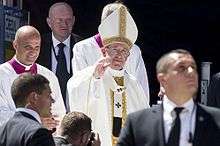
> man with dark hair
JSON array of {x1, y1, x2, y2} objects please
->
[
  {"x1": 117, "y1": 49, "x2": 220, "y2": 146},
  {"x1": 0, "y1": 73, "x2": 55, "y2": 146},
  {"x1": 54, "y1": 111, "x2": 100, "y2": 146}
]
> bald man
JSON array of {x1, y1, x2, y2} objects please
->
[
  {"x1": 0, "y1": 25, "x2": 66, "y2": 129},
  {"x1": 37, "y1": 2, "x2": 82, "y2": 111}
]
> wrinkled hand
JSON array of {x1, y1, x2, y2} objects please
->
[
  {"x1": 41, "y1": 116, "x2": 59, "y2": 132},
  {"x1": 91, "y1": 133, "x2": 101, "y2": 146},
  {"x1": 93, "y1": 56, "x2": 111, "y2": 79}
]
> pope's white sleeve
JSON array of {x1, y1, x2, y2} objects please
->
[{"x1": 72, "y1": 43, "x2": 88, "y2": 75}]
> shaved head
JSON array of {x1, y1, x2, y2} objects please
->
[
  {"x1": 14, "y1": 25, "x2": 40, "y2": 43},
  {"x1": 13, "y1": 25, "x2": 41, "y2": 65}
]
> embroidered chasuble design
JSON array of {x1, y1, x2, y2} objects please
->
[{"x1": 111, "y1": 76, "x2": 127, "y2": 146}]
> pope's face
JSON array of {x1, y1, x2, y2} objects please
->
[{"x1": 105, "y1": 43, "x2": 130, "y2": 70}]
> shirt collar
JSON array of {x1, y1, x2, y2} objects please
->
[
  {"x1": 14, "y1": 56, "x2": 33, "y2": 70},
  {"x1": 163, "y1": 95, "x2": 194, "y2": 115},
  {"x1": 16, "y1": 108, "x2": 42, "y2": 123},
  {"x1": 52, "y1": 33, "x2": 70, "y2": 48}
]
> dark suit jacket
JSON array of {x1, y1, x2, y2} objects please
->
[
  {"x1": 207, "y1": 72, "x2": 220, "y2": 108},
  {"x1": 37, "y1": 33, "x2": 82, "y2": 74},
  {"x1": 117, "y1": 103, "x2": 220, "y2": 146},
  {"x1": 0, "y1": 111, "x2": 55, "y2": 146},
  {"x1": 53, "y1": 137, "x2": 72, "y2": 146}
]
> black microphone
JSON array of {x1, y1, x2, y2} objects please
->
[{"x1": 188, "y1": 132, "x2": 193, "y2": 143}]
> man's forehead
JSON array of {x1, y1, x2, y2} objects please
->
[
  {"x1": 51, "y1": 5, "x2": 72, "y2": 15},
  {"x1": 168, "y1": 53, "x2": 196, "y2": 66},
  {"x1": 107, "y1": 43, "x2": 128, "y2": 50}
]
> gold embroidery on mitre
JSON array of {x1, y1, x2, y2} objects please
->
[
  {"x1": 119, "y1": 6, "x2": 126, "y2": 37},
  {"x1": 102, "y1": 37, "x2": 132, "y2": 50}
]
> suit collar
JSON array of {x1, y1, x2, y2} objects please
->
[
  {"x1": 16, "y1": 108, "x2": 41, "y2": 123},
  {"x1": 14, "y1": 111, "x2": 40, "y2": 123},
  {"x1": 193, "y1": 104, "x2": 210, "y2": 145},
  {"x1": 151, "y1": 104, "x2": 166, "y2": 146}
]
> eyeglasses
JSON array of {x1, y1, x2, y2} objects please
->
[{"x1": 106, "y1": 47, "x2": 130, "y2": 57}]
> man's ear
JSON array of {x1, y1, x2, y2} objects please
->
[
  {"x1": 12, "y1": 40, "x2": 17, "y2": 51},
  {"x1": 80, "y1": 132, "x2": 90, "y2": 145},
  {"x1": 46, "y1": 17, "x2": 52, "y2": 28},
  {"x1": 72, "y1": 16, "x2": 76, "y2": 25},
  {"x1": 157, "y1": 73, "x2": 166, "y2": 87},
  {"x1": 28, "y1": 92, "x2": 38, "y2": 105}
]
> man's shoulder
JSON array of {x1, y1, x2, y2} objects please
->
[
  {"x1": 74, "y1": 36, "x2": 97, "y2": 47},
  {"x1": 212, "y1": 72, "x2": 220, "y2": 80},
  {"x1": 128, "y1": 105, "x2": 161, "y2": 120},
  {"x1": 0, "y1": 62, "x2": 13, "y2": 75},
  {"x1": 198, "y1": 104, "x2": 220, "y2": 126},
  {"x1": 199, "y1": 104, "x2": 220, "y2": 115},
  {"x1": 71, "y1": 33, "x2": 83, "y2": 42},
  {"x1": 36, "y1": 64, "x2": 57, "y2": 78}
]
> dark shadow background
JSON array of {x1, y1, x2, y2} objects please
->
[{"x1": 23, "y1": 0, "x2": 220, "y2": 105}]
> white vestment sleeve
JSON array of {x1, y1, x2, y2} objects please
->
[
  {"x1": 0, "y1": 78, "x2": 15, "y2": 125},
  {"x1": 126, "y1": 44, "x2": 150, "y2": 99},
  {"x1": 72, "y1": 43, "x2": 89, "y2": 75},
  {"x1": 67, "y1": 66, "x2": 96, "y2": 113}
]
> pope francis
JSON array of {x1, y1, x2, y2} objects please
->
[{"x1": 67, "y1": 5, "x2": 150, "y2": 146}]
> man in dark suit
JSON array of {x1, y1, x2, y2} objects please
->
[
  {"x1": 117, "y1": 49, "x2": 220, "y2": 146},
  {"x1": 0, "y1": 73, "x2": 55, "y2": 146},
  {"x1": 207, "y1": 72, "x2": 220, "y2": 108},
  {"x1": 37, "y1": 2, "x2": 81, "y2": 111},
  {"x1": 53, "y1": 111, "x2": 100, "y2": 146}
]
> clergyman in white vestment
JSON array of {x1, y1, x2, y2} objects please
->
[{"x1": 67, "y1": 4, "x2": 150, "y2": 146}]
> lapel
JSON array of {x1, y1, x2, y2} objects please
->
[
  {"x1": 43, "y1": 33, "x2": 53, "y2": 70},
  {"x1": 193, "y1": 104, "x2": 210, "y2": 146},
  {"x1": 151, "y1": 104, "x2": 166, "y2": 146}
]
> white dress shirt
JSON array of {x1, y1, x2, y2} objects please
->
[
  {"x1": 163, "y1": 96, "x2": 196, "y2": 146},
  {"x1": 51, "y1": 33, "x2": 71, "y2": 73}
]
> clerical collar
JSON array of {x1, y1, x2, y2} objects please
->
[
  {"x1": 52, "y1": 33, "x2": 70, "y2": 49},
  {"x1": 108, "y1": 67, "x2": 125, "y2": 77},
  {"x1": 8, "y1": 57, "x2": 37, "y2": 74},
  {"x1": 163, "y1": 95, "x2": 194, "y2": 115}
]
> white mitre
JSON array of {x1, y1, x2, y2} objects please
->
[{"x1": 98, "y1": 5, "x2": 138, "y2": 50}]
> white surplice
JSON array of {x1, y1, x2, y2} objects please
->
[
  {"x1": 72, "y1": 36, "x2": 150, "y2": 98},
  {"x1": 67, "y1": 66, "x2": 150, "y2": 146},
  {"x1": 0, "y1": 62, "x2": 66, "y2": 126}
]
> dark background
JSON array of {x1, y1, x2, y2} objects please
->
[{"x1": 23, "y1": 0, "x2": 220, "y2": 104}]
